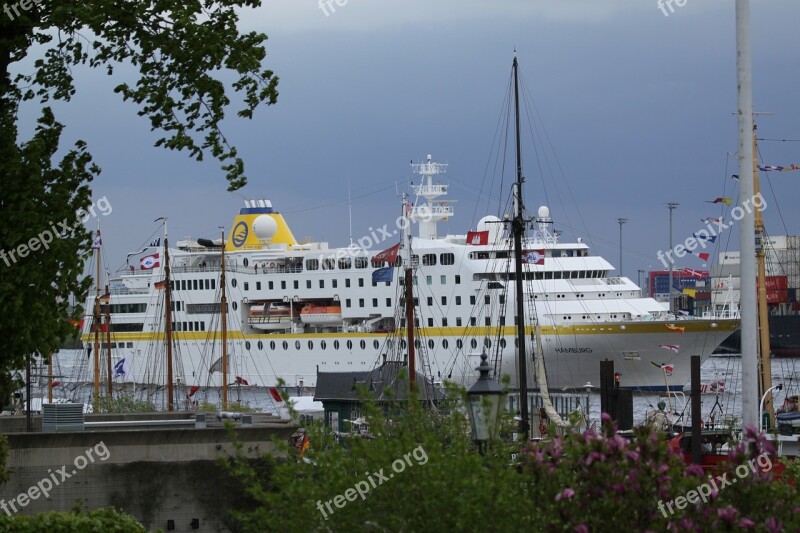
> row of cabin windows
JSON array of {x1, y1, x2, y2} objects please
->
[
  {"x1": 240, "y1": 278, "x2": 392, "y2": 292},
  {"x1": 171, "y1": 321, "x2": 206, "y2": 332},
  {"x1": 399, "y1": 275, "x2": 461, "y2": 286},
  {"x1": 304, "y1": 253, "x2": 456, "y2": 271},
  {"x1": 243, "y1": 336, "x2": 518, "y2": 352},
  {"x1": 99, "y1": 342, "x2": 135, "y2": 349},
  {"x1": 100, "y1": 303, "x2": 147, "y2": 314},
  {"x1": 474, "y1": 270, "x2": 609, "y2": 281},
  {"x1": 344, "y1": 298, "x2": 393, "y2": 308},
  {"x1": 561, "y1": 314, "x2": 622, "y2": 320},
  {"x1": 398, "y1": 316, "x2": 507, "y2": 328},
  {"x1": 469, "y1": 250, "x2": 589, "y2": 259},
  {"x1": 173, "y1": 279, "x2": 216, "y2": 291}
]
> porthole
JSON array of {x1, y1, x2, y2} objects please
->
[
  {"x1": 414, "y1": 339, "x2": 421, "y2": 349},
  {"x1": 456, "y1": 339, "x2": 463, "y2": 349},
  {"x1": 500, "y1": 339, "x2": 507, "y2": 348},
  {"x1": 484, "y1": 338, "x2": 492, "y2": 348},
  {"x1": 442, "y1": 339, "x2": 449, "y2": 349},
  {"x1": 401, "y1": 339, "x2": 407, "y2": 349},
  {"x1": 308, "y1": 340, "x2": 314, "y2": 350},
  {"x1": 282, "y1": 341, "x2": 288, "y2": 350},
  {"x1": 245, "y1": 341, "x2": 251, "y2": 350},
  {"x1": 428, "y1": 339, "x2": 434, "y2": 350},
  {"x1": 470, "y1": 339, "x2": 477, "y2": 349},
  {"x1": 321, "y1": 340, "x2": 327, "y2": 350},
  {"x1": 373, "y1": 340, "x2": 379, "y2": 349},
  {"x1": 257, "y1": 341, "x2": 263, "y2": 350},
  {"x1": 360, "y1": 340, "x2": 366, "y2": 350},
  {"x1": 270, "y1": 341, "x2": 276, "y2": 350},
  {"x1": 232, "y1": 301, "x2": 238, "y2": 311},
  {"x1": 243, "y1": 258, "x2": 249, "y2": 267},
  {"x1": 231, "y1": 279, "x2": 238, "y2": 288},
  {"x1": 295, "y1": 340, "x2": 301, "y2": 350},
  {"x1": 347, "y1": 340, "x2": 353, "y2": 350},
  {"x1": 334, "y1": 340, "x2": 340, "y2": 350}
]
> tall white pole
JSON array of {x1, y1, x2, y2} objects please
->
[{"x1": 736, "y1": 0, "x2": 758, "y2": 428}]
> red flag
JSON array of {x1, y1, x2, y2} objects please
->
[
  {"x1": 50, "y1": 381, "x2": 61, "y2": 388},
  {"x1": 681, "y1": 268, "x2": 707, "y2": 279},
  {"x1": 466, "y1": 230, "x2": 489, "y2": 245},
  {"x1": 154, "y1": 280, "x2": 167, "y2": 290},
  {"x1": 371, "y1": 243, "x2": 400, "y2": 265},
  {"x1": 235, "y1": 376, "x2": 249, "y2": 386},
  {"x1": 140, "y1": 253, "x2": 160, "y2": 270},
  {"x1": 269, "y1": 387, "x2": 283, "y2": 402},
  {"x1": 188, "y1": 385, "x2": 200, "y2": 397}
]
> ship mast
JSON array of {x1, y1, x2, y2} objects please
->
[
  {"x1": 161, "y1": 218, "x2": 175, "y2": 411},
  {"x1": 220, "y1": 227, "x2": 228, "y2": 410},
  {"x1": 105, "y1": 276, "x2": 112, "y2": 398},
  {"x1": 403, "y1": 194, "x2": 416, "y2": 392},
  {"x1": 735, "y1": 0, "x2": 758, "y2": 427},
  {"x1": 93, "y1": 227, "x2": 101, "y2": 408},
  {"x1": 752, "y1": 125, "x2": 774, "y2": 423},
  {"x1": 512, "y1": 53, "x2": 530, "y2": 440}
]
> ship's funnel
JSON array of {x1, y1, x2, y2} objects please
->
[{"x1": 226, "y1": 201, "x2": 298, "y2": 250}]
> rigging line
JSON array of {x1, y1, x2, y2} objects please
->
[
  {"x1": 518, "y1": 73, "x2": 551, "y2": 210},
  {"x1": 756, "y1": 138, "x2": 800, "y2": 142},
  {"x1": 280, "y1": 182, "x2": 397, "y2": 215}
]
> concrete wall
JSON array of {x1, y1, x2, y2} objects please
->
[{"x1": 2, "y1": 422, "x2": 296, "y2": 531}]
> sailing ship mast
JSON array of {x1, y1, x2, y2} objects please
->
[
  {"x1": 735, "y1": 0, "x2": 759, "y2": 427},
  {"x1": 220, "y1": 227, "x2": 228, "y2": 410},
  {"x1": 92, "y1": 227, "x2": 101, "y2": 408},
  {"x1": 403, "y1": 194, "x2": 416, "y2": 392},
  {"x1": 161, "y1": 218, "x2": 176, "y2": 411},
  {"x1": 511, "y1": 53, "x2": 530, "y2": 440},
  {"x1": 105, "y1": 275, "x2": 113, "y2": 398}
]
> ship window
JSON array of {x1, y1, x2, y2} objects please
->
[
  {"x1": 545, "y1": 272, "x2": 553, "y2": 280},
  {"x1": 499, "y1": 295, "x2": 505, "y2": 304},
  {"x1": 442, "y1": 318, "x2": 448, "y2": 327},
  {"x1": 270, "y1": 341, "x2": 275, "y2": 350},
  {"x1": 359, "y1": 299, "x2": 364, "y2": 307},
  {"x1": 485, "y1": 317, "x2": 491, "y2": 326},
  {"x1": 245, "y1": 341, "x2": 250, "y2": 350},
  {"x1": 345, "y1": 299, "x2": 351, "y2": 308},
  {"x1": 308, "y1": 340, "x2": 313, "y2": 350},
  {"x1": 428, "y1": 339, "x2": 434, "y2": 350},
  {"x1": 334, "y1": 340, "x2": 340, "y2": 350},
  {"x1": 422, "y1": 254, "x2": 437, "y2": 266},
  {"x1": 500, "y1": 338, "x2": 507, "y2": 348},
  {"x1": 426, "y1": 276, "x2": 432, "y2": 285},
  {"x1": 372, "y1": 298, "x2": 378, "y2": 307},
  {"x1": 456, "y1": 296, "x2": 461, "y2": 305},
  {"x1": 358, "y1": 278, "x2": 364, "y2": 287},
  {"x1": 338, "y1": 257, "x2": 352, "y2": 269},
  {"x1": 470, "y1": 317, "x2": 477, "y2": 326},
  {"x1": 400, "y1": 339, "x2": 407, "y2": 349},
  {"x1": 440, "y1": 253, "x2": 455, "y2": 266},
  {"x1": 360, "y1": 340, "x2": 366, "y2": 350},
  {"x1": 386, "y1": 298, "x2": 391, "y2": 307},
  {"x1": 306, "y1": 259, "x2": 319, "y2": 271},
  {"x1": 554, "y1": 272, "x2": 562, "y2": 279},
  {"x1": 191, "y1": 280, "x2": 196, "y2": 290},
  {"x1": 231, "y1": 279, "x2": 237, "y2": 288},
  {"x1": 414, "y1": 339, "x2": 421, "y2": 349},
  {"x1": 441, "y1": 275, "x2": 447, "y2": 285},
  {"x1": 256, "y1": 282, "x2": 261, "y2": 290},
  {"x1": 373, "y1": 340, "x2": 379, "y2": 349},
  {"x1": 258, "y1": 341, "x2": 263, "y2": 350},
  {"x1": 182, "y1": 321, "x2": 187, "y2": 330},
  {"x1": 321, "y1": 341, "x2": 326, "y2": 350},
  {"x1": 579, "y1": 271, "x2": 586, "y2": 279},
  {"x1": 455, "y1": 275, "x2": 461, "y2": 284},
  {"x1": 355, "y1": 257, "x2": 368, "y2": 269},
  {"x1": 294, "y1": 280, "x2": 299, "y2": 289},
  {"x1": 470, "y1": 339, "x2": 478, "y2": 349},
  {"x1": 456, "y1": 339, "x2": 463, "y2": 349},
  {"x1": 484, "y1": 295, "x2": 490, "y2": 305},
  {"x1": 295, "y1": 341, "x2": 301, "y2": 350},
  {"x1": 322, "y1": 258, "x2": 335, "y2": 270},
  {"x1": 188, "y1": 322, "x2": 194, "y2": 331},
  {"x1": 244, "y1": 282, "x2": 249, "y2": 291},
  {"x1": 427, "y1": 297, "x2": 433, "y2": 306},
  {"x1": 441, "y1": 296, "x2": 447, "y2": 305},
  {"x1": 204, "y1": 280, "x2": 210, "y2": 289},
  {"x1": 306, "y1": 280, "x2": 312, "y2": 289},
  {"x1": 442, "y1": 339, "x2": 449, "y2": 349},
  {"x1": 347, "y1": 340, "x2": 353, "y2": 350},
  {"x1": 333, "y1": 279, "x2": 338, "y2": 288},
  {"x1": 470, "y1": 296, "x2": 476, "y2": 305},
  {"x1": 484, "y1": 338, "x2": 492, "y2": 348},
  {"x1": 456, "y1": 317, "x2": 462, "y2": 327},
  {"x1": 232, "y1": 302, "x2": 238, "y2": 310},
  {"x1": 180, "y1": 280, "x2": 186, "y2": 290},
  {"x1": 283, "y1": 341, "x2": 288, "y2": 350},
  {"x1": 427, "y1": 318, "x2": 434, "y2": 327}
]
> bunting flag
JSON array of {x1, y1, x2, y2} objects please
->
[
  {"x1": 701, "y1": 217, "x2": 722, "y2": 225},
  {"x1": 371, "y1": 243, "x2": 400, "y2": 265},
  {"x1": 113, "y1": 357, "x2": 129, "y2": 377},
  {"x1": 692, "y1": 233, "x2": 717, "y2": 243},
  {"x1": 140, "y1": 253, "x2": 160, "y2": 270},
  {"x1": 650, "y1": 361, "x2": 675, "y2": 375},
  {"x1": 759, "y1": 164, "x2": 800, "y2": 172},
  {"x1": 235, "y1": 376, "x2": 249, "y2": 386},
  {"x1": 187, "y1": 385, "x2": 200, "y2": 398},
  {"x1": 665, "y1": 324, "x2": 685, "y2": 334},
  {"x1": 658, "y1": 344, "x2": 680, "y2": 353},
  {"x1": 706, "y1": 197, "x2": 732, "y2": 206},
  {"x1": 682, "y1": 268, "x2": 708, "y2": 279},
  {"x1": 682, "y1": 288, "x2": 697, "y2": 298},
  {"x1": 149, "y1": 237, "x2": 161, "y2": 247},
  {"x1": 372, "y1": 266, "x2": 394, "y2": 283},
  {"x1": 688, "y1": 251, "x2": 710, "y2": 261},
  {"x1": 269, "y1": 387, "x2": 283, "y2": 403},
  {"x1": 523, "y1": 250, "x2": 545, "y2": 265},
  {"x1": 466, "y1": 230, "x2": 489, "y2": 246},
  {"x1": 154, "y1": 280, "x2": 167, "y2": 290},
  {"x1": 91, "y1": 230, "x2": 102, "y2": 249},
  {"x1": 700, "y1": 380, "x2": 725, "y2": 394}
]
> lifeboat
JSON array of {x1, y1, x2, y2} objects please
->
[
  {"x1": 300, "y1": 304, "x2": 342, "y2": 325},
  {"x1": 249, "y1": 302, "x2": 292, "y2": 331}
]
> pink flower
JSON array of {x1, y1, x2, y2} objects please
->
[
  {"x1": 764, "y1": 517, "x2": 783, "y2": 533},
  {"x1": 684, "y1": 464, "x2": 704, "y2": 477},
  {"x1": 717, "y1": 506, "x2": 739, "y2": 525},
  {"x1": 574, "y1": 525, "x2": 588, "y2": 533},
  {"x1": 555, "y1": 488, "x2": 575, "y2": 501},
  {"x1": 738, "y1": 518, "x2": 756, "y2": 529}
]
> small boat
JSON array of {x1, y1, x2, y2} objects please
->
[
  {"x1": 249, "y1": 302, "x2": 292, "y2": 331},
  {"x1": 300, "y1": 304, "x2": 342, "y2": 325}
]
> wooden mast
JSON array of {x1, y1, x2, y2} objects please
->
[
  {"x1": 220, "y1": 228, "x2": 228, "y2": 410},
  {"x1": 47, "y1": 353, "x2": 53, "y2": 403},
  {"x1": 402, "y1": 194, "x2": 415, "y2": 392},
  {"x1": 163, "y1": 219, "x2": 175, "y2": 411},
  {"x1": 105, "y1": 279, "x2": 113, "y2": 398},
  {"x1": 92, "y1": 228, "x2": 101, "y2": 408},
  {"x1": 512, "y1": 53, "x2": 530, "y2": 440},
  {"x1": 753, "y1": 126, "x2": 774, "y2": 423}
]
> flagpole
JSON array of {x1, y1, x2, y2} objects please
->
[
  {"x1": 220, "y1": 227, "x2": 228, "y2": 411},
  {"x1": 667, "y1": 203, "x2": 679, "y2": 315}
]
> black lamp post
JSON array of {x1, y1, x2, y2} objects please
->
[{"x1": 467, "y1": 352, "x2": 504, "y2": 454}]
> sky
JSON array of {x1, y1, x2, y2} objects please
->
[{"x1": 17, "y1": 0, "x2": 800, "y2": 284}]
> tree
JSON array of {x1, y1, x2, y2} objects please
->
[{"x1": 0, "y1": 1, "x2": 278, "y2": 387}]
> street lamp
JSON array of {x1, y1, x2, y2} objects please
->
[
  {"x1": 467, "y1": 352, "x2": 504, "y2": 454},
  {"x1": 667, "y1": 203, "x2": 679, "y2": 314},
  {"x1": 760, "y1": 383, "x2": 783, "y2": 432},
  {"x1": 617, "y1": 218, "x2": 627, "y2": 277}
]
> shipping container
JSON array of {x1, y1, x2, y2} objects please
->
[
  {"x1": 765, "y1": 276, "x2": 788, "y2": 290},
  {"x1": 766, "y1": 289, "x2": 789, "y2": 304}
]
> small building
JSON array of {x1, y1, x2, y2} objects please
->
[{"x1": 314, "y1": 362, "x2": 445, "y2": 432}]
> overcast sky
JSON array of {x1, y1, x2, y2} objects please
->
[{"x1": 20, "y1": 0, "x2": 800, "y2": 283}]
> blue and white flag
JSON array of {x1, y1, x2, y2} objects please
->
[
  {"x1": 150, "y1": 237, "x2": 161, "y2": 247},
  {"x1": 113, "y1": 358, "x2": 130, "y2": 377},
  {"x1": 692, "y1": 233, "x2": 717, "y2": 243}
]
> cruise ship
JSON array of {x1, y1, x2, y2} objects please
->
[{"x1": 80, "y1": 156, "x2": 738, "y2": 392}]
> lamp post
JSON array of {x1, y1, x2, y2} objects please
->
[
  {"x1": 760, "y1": 383, "x2": 783, "y2": 432},
  {"x1": 467, "y1": 352, "x2": 504, "y2": 454},
  {"x1": 666, "y1": 203, "x2": 679, "y2": 314},
  {"x1": 617, "y1": 218, "x2": 627, "y2": 277}
]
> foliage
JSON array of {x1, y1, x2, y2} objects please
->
[
  {"x1": 0, "y1": 506, "x2": 145, "y2": 532},
  {"x1": 94, "y1": 391, "x2": 155, "y2": 413},
  {"x1": 225, "y1": 388, "x2": 800, "y2": 532},
  {"x1": 0, "y1": 0, "x2": 278, "y2": 388},
  {"x1": 0, "y1": 434, "x2": 9, "y2": 486}
]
